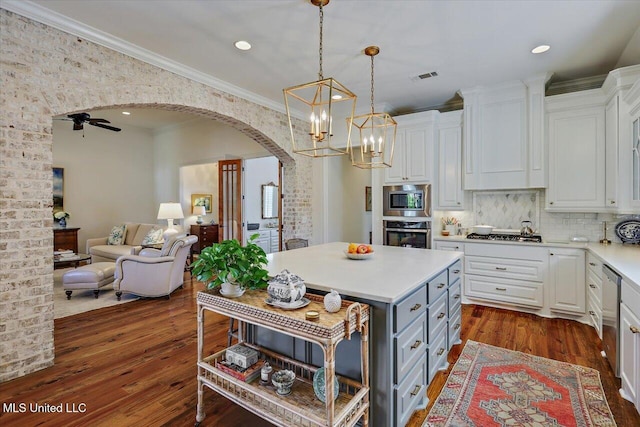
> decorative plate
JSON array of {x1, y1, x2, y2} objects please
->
[
  {"x1": 313, "y1": 367, "x2": 339, "y2": 403},
  {"x1": 344, "y1": 251, "x2": 374, "y2": 260},
  {"x1": 265, "y1": 297, "x2": 310, "y2": 310},
  {"x1": 614, "y1": 219, "x2": 640, "y2": 244}
]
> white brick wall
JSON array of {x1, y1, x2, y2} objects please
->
[{"x1": 0, "y1": 9, "x2": 313, "y2": 381}]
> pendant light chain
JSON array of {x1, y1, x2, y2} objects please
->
[
  {"x1": 370, "y1": 53, "x2": 375, "y2": 115},
  {"x1": 318, "y1": 3, "x2": 324, "y2": 80}
]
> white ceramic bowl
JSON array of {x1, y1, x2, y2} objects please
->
[
  {"x1": 344, "y1": 250, "x2": 374, "y2": 260},
  {"x1": 472, "y1": 225, "x2": 494, "y2": 235}
]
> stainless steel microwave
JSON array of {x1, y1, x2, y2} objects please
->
[{"x1": 383, "y1": 184, "x2": 431, "y2": 217}]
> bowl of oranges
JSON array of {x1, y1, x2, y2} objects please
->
[{"x1": 345, "y1": 243, "x2": 374, "y2": 260}]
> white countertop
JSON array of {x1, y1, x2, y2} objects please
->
[{"x1": 266, "y1": 242, "x2": 462, "y2": 304}]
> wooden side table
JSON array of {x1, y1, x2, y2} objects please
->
[{"x1": 53, "y1": 227, "x2": 80, "y2": 253}]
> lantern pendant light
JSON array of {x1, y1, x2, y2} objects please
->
[
  {"x1": 283, "y1": 0, "x2": 357, "y2": 158},
  {"x1": 350, "y1": 46, "x2": 397, "y2": 169}
]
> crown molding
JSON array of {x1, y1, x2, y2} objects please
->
[{"x1": 1, "y1": 0, "x2": 290, "y2": 116}]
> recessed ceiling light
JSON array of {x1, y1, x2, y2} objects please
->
[
  {"x1": 122, "y1": 111, "x2": 131, "y2": 115},
  {"x1": 234, "y1": 40, "x2": 251, "y2": 51},
  {"x1": 531, "y1": 45, "x2": 550, "y2": 54}
]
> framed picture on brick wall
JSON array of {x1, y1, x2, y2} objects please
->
[{"x1": 53, "y1": 167, "x2": 64, "y2": 212}]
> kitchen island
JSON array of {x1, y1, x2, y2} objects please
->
[{"x1": 259, "y1": 242, "x2": 464, "y2": 426}]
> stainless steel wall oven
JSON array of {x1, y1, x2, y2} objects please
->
[{"x1": 383, "y1": 220, "x2": 431, "y2": 249}]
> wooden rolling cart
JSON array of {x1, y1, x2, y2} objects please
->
[{"x1": 196, "y1": 289, "x2": 370, "y2": 427}]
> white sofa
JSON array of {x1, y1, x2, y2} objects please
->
[{"x1": 86, "y1": 223, "x2": 163, "y2": 263}]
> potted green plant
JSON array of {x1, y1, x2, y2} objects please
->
[{"x1": 191, "y1": 233, "x2": 269, "y2": 297}]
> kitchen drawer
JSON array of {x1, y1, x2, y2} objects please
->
[
  {"x1": 621, "y1": 279, "x2": 640, "y2": 318},
  {"x1": 587, "y1": 296, "x2": 602, "y2": 339},
  {"x1": 427, "y1": 270, "x2": 448, "y2": 304},
  {"x1": 465, "y1": 242, "x2": 547, "y2": 262},
  {"x1": 586, "y1": 269, "x2": 602, "y2": 307},
  {"x1": 448, "y1": 280, "x2": 461, "y2": 314},
  {"x1": 448, "y1": 305, "x2": 462, "y2": 348},
  {"x1": 427, "y1": 327, "x2": 448, "y2": 382},
  {"x1": 465, "y1": 275, "x2": 544, "y2": 308},
  {"x1": 465, "y1": 255, "x2": 545, "y2": 282},
  {"x1": 395, "y1": 354, "x2": 427, "y2": 427},
  {"x1": 395, "y1": 313, "x2": 427, "y2": 383},
  {"x1": 448, "y1": 259, "x2": 462, "y2": 284},
  {"x1": 427, "y1": 293, "x2": 448, "y2": 343},
  {"x1": 257, "y1": 230, "x2": 271, "y2": 239},
  {"x1": 586, "y1": 253, "x2": 603, "y2": 279},
  {"x1": 394, "y1": 285, "x2": 427, "y2": 333}
]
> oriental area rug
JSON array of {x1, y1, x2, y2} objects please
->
[{"x1": 423, "y1": 340, "x2": 616, "y2": 427}]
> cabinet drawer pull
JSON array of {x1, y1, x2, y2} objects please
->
[
  {"x1": 437, "y1": 348, "x2": 445, "y2": 356},
  {"x1": 452, "y1": 270, "x2": 460, "y2": 274},
  {"x1": 454, "y1": 323, "x2": 461, "y2": 330},
  {"x1": 410, "y1": 385, "x2": 421, "y2": 397},
  {"x1": 410, "y1": 340, "x2": 422, "y2": 350},
  {"x1": 589, "y1": 262, "x2": 597, "y2": 267},
  {"x1": 495, "y1": 267, "x2": 507, "y2": 271},
  {"x1": 454, "y1": 294, "x2": 460, "y2": 300},
  {"x1": 437, "y1": 283, "x2": 446, "y2": 289},
  {"x1": 437, "y1": 312, "x2": 446, "y2": 319},
  {"x1": 589, "y1": 310, "x2": 596, "y2": 316},
  {"x1": 631, "y1": 326, "x2": 640, "y2": 334},
  {"x1": 495, "y1": 287, "x2": 507, "y2": 291},
  {"x1": 589, "y1": 284, "x2": 597, "y2": 289},
  {"x1": 409, "y1": 303, "x2": 422, "y2": 312}
]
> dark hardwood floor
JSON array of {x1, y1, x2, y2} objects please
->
[{"x1": 1, "y1": 275, "x2": 638, "y2": 427}]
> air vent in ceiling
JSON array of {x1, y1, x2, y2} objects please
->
[{"x1": 411, "y1": 71, "x2": 438, "y2": 82}]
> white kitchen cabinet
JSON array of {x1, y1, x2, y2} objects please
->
[
  {"x1": 269, "y1": 229, "x2": 280, "y2": 253},
  {"x1": 385, "y1": 111, "x2": 436, "y2": 184},
  {"x1": 463, "y1": 243, "x2": 547, "y2": 309},
  {"x1": 435, "y1": 110, "x2": 465, "y2": 210},
  {"x1": 434, "y1": 241, "x2": 464, "y2": 252},
  {"x1": 605, "y1": 95, "x2": 620, "y2": 209},
  {"x1": 620, "y1": 279, "x2": 640, "y2": 414},
  {"x1": 254, "y1": 230, "x2": 271, "y2": 253},
  {"x1": 586, "y1": 253, "x2": 603, "y2": 338},
  {"x1": 548, "y1": 247, "x2": 586, "y2": 315},
  {"x1": 546, "y1": 90, "x2": 606, "y2": 211},
  {"x1": 459, "y1": 77, "x2": 548, "y2": 190}
]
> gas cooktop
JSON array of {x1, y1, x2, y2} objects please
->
[{"x1": 466, "y1": 233, "x2": 543, "y2": 243}]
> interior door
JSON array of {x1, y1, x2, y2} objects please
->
[{"x1": 218, "y1": 159, "x2": 243, "y2": 243}]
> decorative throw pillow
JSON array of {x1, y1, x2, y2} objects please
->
[
  {"x1": 142, "y1": 228, "x2": 164, "y2": 245},
  {"x1": 107, "y1": 224, "x2": 127, "y2": 245}
]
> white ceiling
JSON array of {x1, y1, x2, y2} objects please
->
[{"x1": 5, "y1": 0, "x2": 640, "y2": 130}]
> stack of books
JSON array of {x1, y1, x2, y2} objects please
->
[{"x1": 215, "y1": 358, "x2": 265, "y2": 383}]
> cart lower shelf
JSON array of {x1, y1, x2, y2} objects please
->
[{"x1": 198, "y1": 344, "x2": 369, "y2": 427}]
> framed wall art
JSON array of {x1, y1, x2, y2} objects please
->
[
  {"x1": 53, "y1": 167, "x2": 64, "y2": 212},
  {"x1": 191, "y1": 193, "x2": 213, "y2": 213},
  {"x1": 365, "y1": 186, "x2": 372, "y2": 212}
]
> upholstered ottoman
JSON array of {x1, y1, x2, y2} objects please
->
[{"x1": 62, "y1": 262, "x2": 116, "y2": 299}]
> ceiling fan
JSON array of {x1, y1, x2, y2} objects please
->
[{"x1": 58, "y1": 112, "x2": 121, "y2": 132}]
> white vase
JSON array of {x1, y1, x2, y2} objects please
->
[
  {"x1": 445, "y1": 224, "x2": 456, "y2": 235},
  {"x1": 324, "y1": 289, "x2": 341, "y2": 313}
]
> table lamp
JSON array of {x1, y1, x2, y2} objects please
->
[
  {"x1": 193, "y1": 205, "x2": 206, "y2": 225},
  {"x1": 157, "y1": 202, "x2": 184, "y2": 240}
]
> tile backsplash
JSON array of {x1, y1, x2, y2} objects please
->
[{"x1": 435, "y1": 190, "x2": 637, "y2": 243}]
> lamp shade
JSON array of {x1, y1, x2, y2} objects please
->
[
  {"x1": 157, "y1": 203, "x2": 184, "y2": 220},
  {"x1": 193, "y1": 205, "x2": 206, "y2": 216}
]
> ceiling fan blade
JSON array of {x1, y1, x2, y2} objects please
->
[
  {"x1": 88, "y1": 118, "x2": 110, "y2": 124},
  {"x1": 90, "y1": 122, "x2": 121, "y2": 132},
  {"x1": 73, "y1": 123, "x2": 84, "y2": 131}
]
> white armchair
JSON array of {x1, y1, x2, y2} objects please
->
[{"x1": 113, "y1": 235, "x2": 198, "y2": 300}]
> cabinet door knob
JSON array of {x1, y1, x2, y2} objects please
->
[
  {"x1": 410, "y1": 385, "x2": 421, "y2": 397},
  {"x1": 631, "y1": 326, "x2": 640, "y2": 334},
  {"x1": 409, "y1": 303, "x2": 422, "y2": 312},
  {"x1": 589, "y1": 310, "x2": 596, "y2": 316},
  {"x1": 457, "y1": 202, "x2": 461, "y2": 205},
  {"x1": 550, "y1": 202, "x2": 554, "y2": 205},
  {"x1": 610, "y1": 200, "x2": 616, "y2": 204},
  {"x1": 452, "y1": 269, "x2": 460, "y2": 274},
  {"x1": 410, "y1": 340, "x2": 422, "y2": 350},
  {"x1": 550, "y1": 253, "x2": 554, "y2": 256},
  {"x1": 589, "y1": 284, "x2": 597, "y2": 289},
  {"x1": 589, "y1": 262, "x2": 597, "y2": 266}
]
